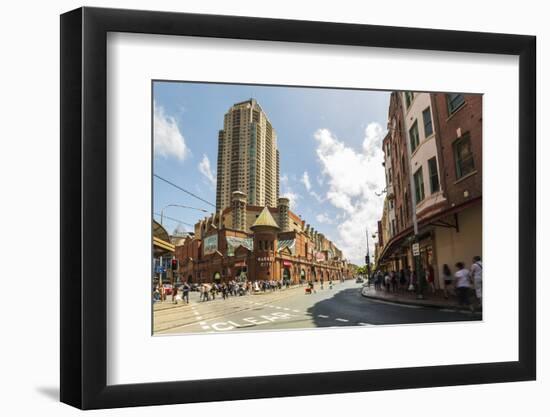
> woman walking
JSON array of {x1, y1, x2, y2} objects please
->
[
  {"x1": 454, "y1": 262, "x2": 474, "y2": 312},
  {"x1": 442, "y1": 264, "x2": 453, "y2": 299}
]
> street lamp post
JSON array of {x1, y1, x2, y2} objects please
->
[
  {"x1": 365, "y1": 229, "x2": 371, "y2": 281},
  {"x1": 160, "y1": 204, "x2": 209, "y2": 226}
]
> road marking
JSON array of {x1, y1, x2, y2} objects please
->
[
  {"x1": 358, "y1": 322, "x2": 370, "y2": 326},
  {"x1": 206, "y1": 312, "x2": 295, "y2": 332},
  {"x1": 275, "y1": 306, "x2": 282, "y2": 309},
  {"x1": 318, "y1": 314, "x2": 329, "y2": 318},
  {"x1": 196, "y1": 316, "x2": 203, "y2": 320},
  {"x1": 283, "y1": 307, "x2": 290, "y2": 311},
  {"x1": 335, "y1": 318, "x2": 349, "y2": 322},
  {"x1": 292, "y1": 309, "x2": 300, "y2": 313},
  {"x1": 193, "y1": 311, "x2": 200, "y2": 315}
]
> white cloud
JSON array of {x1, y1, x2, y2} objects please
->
[
  {"x1": 198, "y1": 154, "x2": 216, "y2": 187},
  {"x1": 301, "y1": 171, "x2": 312, "y2": 191},
  {"x1": 309, "y1": 190, "x2": 325, "y2": 203},
  {"x1": 313, "y1": 123, "x2": 386, "y2": 264},
  {"x1": 315, "y1": 213, "x2": 334, "y2": 224},
  {"x1": 154, "y1": 102, "x2": 189, "y2": 161},
  {"x1": 281, "y1": 173, "x2": 300, "y2": 209}
]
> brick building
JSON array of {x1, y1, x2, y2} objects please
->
[
  {"x1": 376, "y1": 91, "x2": 482, "y2": 288},
  {"x1": 174, "y1": 196, "x2": 352, "y2": 285}
]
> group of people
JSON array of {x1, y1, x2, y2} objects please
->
[
  {"x1": 372, "y1": 266, "x2": 420, "y2": 293},
  {"x1": 371, "y1": 255, "x2": 483, "y2": 311},
  {"x1": 445, "y1": 256, "x2": 482, "y2": 311},
  {"x1": 196, "y1": 279, "x2": 294, "y2": 302}
]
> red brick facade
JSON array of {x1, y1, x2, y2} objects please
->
[{"x1": 431, "y1": 93, "x2": 483, "y2": 206}]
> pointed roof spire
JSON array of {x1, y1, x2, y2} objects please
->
[{"x1": 250, "y1": 206, "x2": 280, "y2": 230}]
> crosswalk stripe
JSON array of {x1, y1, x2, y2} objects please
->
[{"x1": 336, "y1": 318, "x2": 349, "y2": 322}]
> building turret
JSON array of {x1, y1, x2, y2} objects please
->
[
  {"x1": 277, "y1": 197, "x2": 290, "y2": 232},
  {"x1": 231, "y1": 190, "x2": 247, "y2": 231}
]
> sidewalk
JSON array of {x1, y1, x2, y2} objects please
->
[{"x1": 361, "y1": 285, "x2": 482, "y2": 312}]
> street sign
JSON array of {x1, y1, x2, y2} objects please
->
[{"x1": 412, "y1": 243, "x2": 420, "y2": 256}]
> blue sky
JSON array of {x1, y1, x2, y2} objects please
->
[{"x1": 153, "y1": 81, "x2": 390, "y2": 264}]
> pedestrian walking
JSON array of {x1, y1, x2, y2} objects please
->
[
  {"x1": 426, "y1": 264, "x2": 436, "y2": 294},
  {"x1": 470, "y1": 256, "x2": 482, "y2": 305},
  {"x1": 182, "y1": 282, "x2": 190, "y2": 304},
  {"x1": 391, "y1": 271, "x2": 398, "y2": 292},
  {"x1": 454, "y1": 262, "x2": 474, "y2": 312},
  {"x1": 172, "y1": 285, "x2": 178, "y2": 304},
  {"x1": 153, "y1": 286, "x2": 161, "y2": 303},
  {"x1": 442, "y1": 264, "x2": 453, "y2": 299},
  {"x1": 399, "y1": 269, "x2": 407, "y2": 293},
  {"x1": 384, "y1": 272, "x2": 391, "y2": 292}
]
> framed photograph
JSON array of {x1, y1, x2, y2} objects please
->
[{"x1": 60, "y1": 6, "x2": 536, "y2": 410}]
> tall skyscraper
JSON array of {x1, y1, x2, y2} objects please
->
[{"x1": 216, "y1": 99, "x2": 280, "y2": 211}]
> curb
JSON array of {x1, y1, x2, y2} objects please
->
[{"x1": 361, "y1": 289, "x2": 479, "y2": 312}]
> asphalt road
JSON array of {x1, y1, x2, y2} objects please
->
[{"x1": 154, "y1": 280, "x2": 481, "y2": 335}]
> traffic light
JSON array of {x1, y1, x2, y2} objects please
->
[{"x1": 171, "y1": 259, "x2": 178, "y2": 271}]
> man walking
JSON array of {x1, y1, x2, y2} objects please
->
[
  {"x1": 471, "y1": 256, "x2": 482, "y2": 305},
  {"x1": 455, "y1": 262, "x2": 474, "y2": 312}
]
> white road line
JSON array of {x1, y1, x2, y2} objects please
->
[
  {"x1": 292, "y1": 309, "x2": 300, "y2": 313},
  {"x1": 335, "y1": 318, "x2": 349, "y2": 322},
  {"x1": 358, "y1": 322, "x2": 370, "y2": 326},
  {"x1": 318, "y1": 314, "x2": 329, "y2": 318},
  {"x1": 199, "y1": 321, "x2": 207, "y2": 325},
  {"x1": 275, "y1": 306, "x2": 282, "y2": 309},
  {"x1": 283, "y1": 308, "x2": 290, "y2": 311},
  {"x1": 196, "y1": 316, "x2": 203, "y2": 320}
]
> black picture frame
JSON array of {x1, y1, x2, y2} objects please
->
[{"x1": 60, "y1": 6, "x2": 536, "y2": 410}]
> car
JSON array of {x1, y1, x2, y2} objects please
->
[
  {"x1": 162, "y1": 283, "x2": 173, "y2": 295},
  {"x1": 355, "y1": 277, "x2": 364, "y2": 284}
]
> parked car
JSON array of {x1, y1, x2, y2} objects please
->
[{"x1": 355, "y1": 276, "x2": 364, "y2": 284}]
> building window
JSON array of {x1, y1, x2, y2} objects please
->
[
  {"x1": 422, "y1": 107, "x2": 433, "y2": 137},
  {"x1": 413, "y1": 167, "x2": 425, "y2": 203},
  {"x1": 428, "y1": 157, "x2": 440, "y2": 193},
  {"x1": 454, "y1": 134, "x2": 475, "y2": 179},
  {"x1": 404, "y1": 91, "x2": 414, "y2": 108},
  {"x1": 409, "y1": 121, "x2": 420, "y2": 152},
  {"x1": 447, "y1": 93, "x2": 465, "y2": 115}
]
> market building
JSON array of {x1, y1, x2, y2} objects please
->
[
  {"x1": 375, "y1": 91, "x2": 482, "y2": 288},
  {"x1": 174, "y1": 195, "x2": 351, "y2": 284}
]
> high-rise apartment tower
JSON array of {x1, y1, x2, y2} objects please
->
[{"x1": 216, "y1": 99, "x2": 280, "y2": 211}]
